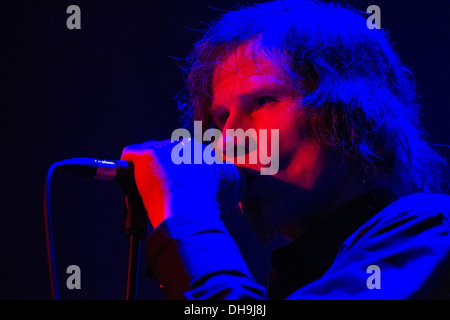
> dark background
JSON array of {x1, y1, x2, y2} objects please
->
[{"x1": 1, "y1": 0, "x2": 449, "y2": 300}]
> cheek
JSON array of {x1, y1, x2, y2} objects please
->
[{"x1": 257, "y1": 104, "x2": 306, "y2": 154}]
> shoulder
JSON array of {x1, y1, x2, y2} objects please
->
[
  {"x1": 341, "y1": 192, "x2": 450, "y2": 252},
  {"x1": 382, "y1": 192, "x2": 450, "y2": 216},
  {"x1": 288, "y1": 193, "x2": 450, "y2": 299}
]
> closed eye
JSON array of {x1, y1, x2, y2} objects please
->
[{"x1": 256, "y1": 96, "x2": 278, "y2": 108}]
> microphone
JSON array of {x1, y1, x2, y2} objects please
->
[
  {"x1": 58, "y1": 157, "x2": 247, "y2": 210},
  {"x1": 45, "y1": 157, "x2": 247, "y2": 301}
]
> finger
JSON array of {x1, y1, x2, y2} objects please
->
[
  {"x1": 131, "y1": 151, "x2": 172, "y2": 227},
  {"x1": 121, "y1": 143, "x2": 142, "y2": 160},
  {"x1": 120, "y1": 150, "x2": 137, "y2": 162},
  {"x1": 121, "y1": 140, "x2": 175, "y2": 160}
]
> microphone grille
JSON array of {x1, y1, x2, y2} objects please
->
[{"x1": 215, "y1": 162, "x2": 247, "y2": 211}]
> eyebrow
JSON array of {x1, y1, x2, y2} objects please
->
[
  {"x1": 212, "y1": 81, "x2": 291, "y2": 108},
  {"x1": 240, "y1": 85, "x2": 289, "y2": 100}
]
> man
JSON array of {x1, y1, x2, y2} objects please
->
[{"x1": 121, "y1": 0, "x2": 449, "y2": 299}]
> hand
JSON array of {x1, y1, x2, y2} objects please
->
[{"x1": 120, "y1": 139, "x2": 220, "y2": 228}]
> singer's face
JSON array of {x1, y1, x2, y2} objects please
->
[{"x1": 211, "y1": 41, "x2": 348, "y2": 241}]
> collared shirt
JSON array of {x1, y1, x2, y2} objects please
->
[{"x1": 145, "y1": 192, "x2": 450, "y2": 300}]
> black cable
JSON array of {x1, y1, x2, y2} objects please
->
[{"x1": 44, "y1": 162, "x2": 63, "y2": 300}]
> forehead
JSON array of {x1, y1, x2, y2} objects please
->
[{"x1": 212, "y1": 41, "x2": 290, "y2": 94}]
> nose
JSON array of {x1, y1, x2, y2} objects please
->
[{"x1": 216, "y1": 111, "x2": 258, "y2": 162}]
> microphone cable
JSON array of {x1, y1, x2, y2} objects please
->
[{"x1": 44, "y1": 161, "x2": 63, "y2": 300}]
